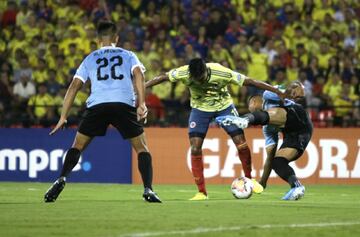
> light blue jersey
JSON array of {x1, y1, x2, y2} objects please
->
[
  {"x1": 74, "y1": 46, "x2": 145, "y2": 108},
  {"x1": 263, "y1": 90, "x2": 294, "y2": 111},
  {"x1": 262, "y1": 90, "x2": 295, "y2": 147}
]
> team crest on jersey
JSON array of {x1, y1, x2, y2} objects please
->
[
  {"x1": 190, "y1": 121, "x2": 196, "y2": 128},
  {"x1": 237, "y1": 74, "x2": 242, "y2": 82}
]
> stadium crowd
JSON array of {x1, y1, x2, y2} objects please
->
[{"x1": 0, "y1": 0, "x2": 359, "y2": 127}]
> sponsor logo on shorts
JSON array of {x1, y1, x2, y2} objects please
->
[{"x1": 190, "y1": 122, "x2": 196, "y2": 128}]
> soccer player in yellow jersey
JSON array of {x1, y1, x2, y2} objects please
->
[{"x1": 146, "y1": 58, "x2": 284, "y2": 200}]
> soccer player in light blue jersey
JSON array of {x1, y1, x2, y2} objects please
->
[
  {"x1": 248, "y1": 87, "x2": 296, "y2": 189},
  {"x1": 44, "y1": 22, "x2": 161, "y2": 203},
  {"x1": 217, "y1": 82, "x2": 312, "y2": 200}
]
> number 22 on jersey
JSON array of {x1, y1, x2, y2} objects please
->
[{"x1": 96, "y1": 56, "x2": 124, "y2": 81}]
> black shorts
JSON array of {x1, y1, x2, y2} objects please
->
[
  {"x1": 280, "y1": 131, "x2": 312, "y2": 160},
  {"x1": 78, "y1": 102, "x2": 143, "y2": 139},
  {"x1": 280, "y1": 104, "x2": 313, "y2": 160}
]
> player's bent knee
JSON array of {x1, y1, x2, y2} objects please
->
[
  {"x1": 72, "y1": 132, "x2": 92, "y2": 152},
  {"x1": 130, "y1": 133, "x2": 149, "y2": 154},
  {"x1": 133, "y1": 146, "x2": 149, "y2": 154},
  {"x1": 275, "y1": 148, "x2": 298, "y2": 161},
  {"x1": 231, "y1": 134, "x2": 247, "y2": 146},
  {"x1": 190, "y1": 146, "x2": 202, "y2": 155},
  {"x1": 267, "y1": 108, "x2": 287, "y2": 126},
  {"x1": 190, "y1": 144, "x2": 202, "y2": 155},
  {"x1": 236, "y1": 142, "x2": 248, "y2": 151}
]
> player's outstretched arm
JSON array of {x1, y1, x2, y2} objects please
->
[
  {"x1": 243, "y1": 78, "x2": 285, "y2": 99},
  {"x1": 145, "y1": 74, "x2": 169, "y2": 88},
  {"x1": 49, "y1": 78, "x2": 83, "y2": 135}
]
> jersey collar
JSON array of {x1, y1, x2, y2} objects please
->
[{"x1": 100, "y1": 43, "x2": 116, "y2": 49}]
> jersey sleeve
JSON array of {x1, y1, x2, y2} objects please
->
[
  {"x1": 130, "y1": 52, "x2": 146, "y2": 75},
  {"x1": 263, "y1": 90, "x2": 295, "y2": 107},
  {"x1": 74, "y1": 58, "x2": 88, "y2": 83},
  {"x1": 214, "y1": 63, "x2": 246, "y2": 86},
  {"x1": 230, "y1": 72, "x2": 246, "y2": 86},
  {"x1": 168, "y1": 65, "x2": 189, "y2": 83},
  {"x1": 263, "y1": 90, "x2": 279, "y2": 101}
]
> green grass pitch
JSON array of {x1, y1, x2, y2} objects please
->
[{"x1": 0, "y1": 182, "x2": 359, "y2": 237}]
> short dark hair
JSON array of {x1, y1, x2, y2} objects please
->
[
  {"x1": 189, "y1": 58, "x2": 206, "y2": 79},
  {"x1": 97, "y1": 21, "x2": 117, "y2": 38}
]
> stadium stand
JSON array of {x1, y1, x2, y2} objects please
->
[{"x1": 0, "y1": 0, "x2": 359, "y2": 127}]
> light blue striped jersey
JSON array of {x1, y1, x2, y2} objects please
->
[{"x1": 74, "y1": 46, "x2": 145, "y2": 108}]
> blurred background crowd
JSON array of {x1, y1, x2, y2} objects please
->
[{"x1": 0, "y1": 0, "x2": 359, "y2": 128}]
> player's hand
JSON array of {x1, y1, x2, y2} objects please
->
[
  {"x1": 137, "y1": 103, "x2": 148, "y2": 124},
  {"x1": 49, "y1": 117, "x2": 67, "y2": 135}
]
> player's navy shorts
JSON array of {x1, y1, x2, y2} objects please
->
[
  {"x1": 280, "y1": 104, "x2": 313, "y2": 160},
  {"x1": 78, "y1": 102, "x2": 143, "y2": 139},
  {"x1": 188, "y1": 104, "x2": 244, "y2": 139}
]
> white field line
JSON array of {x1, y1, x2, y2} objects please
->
[{"x1": 119, "y1": 221, "x2": 360, "y2": 237}]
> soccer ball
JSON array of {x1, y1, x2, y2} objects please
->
[{"x1": 231, "y1": 177, "x2": 253, "y2": 199}]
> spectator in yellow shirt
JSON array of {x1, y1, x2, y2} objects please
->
[
  {"x1": 27, "y1": 83, "x2": 56, "y2": 127},
  {"x1": 54, "y1": 55, "x2": 69, "y2": 85},
  {"x1": 16, "y1": 1, "x2": 31, "y2": 26},
  {"x1": 137, "y1": 40, "x2": 160, "y2": 73},
  {"x1": 209, "y1": 42, "x2": 235, "y2": 69},
  {"x1": 286, "y1": 58, "x2": 300, "y2": 83},
  {"x1": 333, "y1": 84, "x2": 355, "y2": 127},
  {"x1": 52, "y1": 88, "x2": 86, "y2": 124},
  {"x1": 33, "y1": 58, "x2": 49, "y2": 84},
  {"x1": 300, "y1": 13, "x2": 315, "y2": 37},
  {"x1": 295, "y1": 43, "x2": 309, "y2": 66},
  {"x1": 320, "y1": 13, "x2": 335, "y2": 36},
  {"x1": 112, "y1": 3, "x2": 130, "y2": 22},
  {"x1": 329, "y1": 31, "x2": 343, "y2": 54},
  {"x1": 273, "y1": 69, "x2": 288, "y2": 86},
  {"x1": 349, "y1": 76, "x2": 360, "y2": 101},
  {"x1": 239, "y1": 0, "x2": 257, "y2": 25},
  {"x1": 162, "y1": 48, "x2": 179, "y2": 71},
  {"x1": 148, "y1": 59, "x2": 171, "y2": 100},
  {"x1": 307, "y1": 27, "x2": 323, "y2": 55},
  {"x1": 7, "y1": 27, "x2": 28, "y2": 57},
  {"x1": 45, "y1": 43, "x2": 59, "y2": 70},
  {"x1": 313, "y1": 0, "x2": 334, "y2": 22},
  {"x1": 231, "y1": 34, "x2": 252, "y2": 61},
  {"x1": 247, "y1": 38, "x2": 268, "y2": 81},
  {"x1": 323, "y1": 73, "x2": 343, "y2": 101},
  {"x1": 318, "y1": 39, "x2": 333, "y2": 69},
  {"x1": 290, "y1": 26, "x2": 308, "y2": 51},
  {"x1": 66, "y1": 43, "x2": 83, "y2": 70},
  {"x1": 59, "y1": 28, "x2": 83, "y2": 56},
  {"x1": 54, "y1": 17, "x2": 70, "y2": 41},
  {"x1": 21, "y1": 12, "x2": 40, "y2": 40}
]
